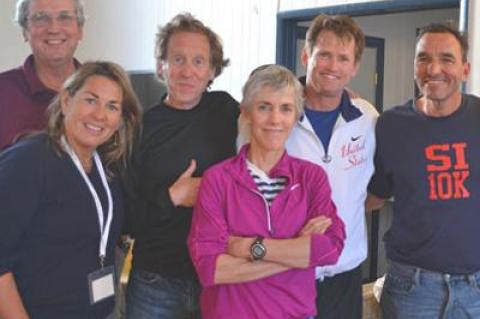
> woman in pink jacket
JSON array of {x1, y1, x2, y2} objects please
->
[{"x1": 188, "y1": 65, "x2": 345, "y2": 319}]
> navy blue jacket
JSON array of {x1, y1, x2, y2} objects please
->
[{"x1": 0, "y1": 134, "x2": 123, "y2": 318}]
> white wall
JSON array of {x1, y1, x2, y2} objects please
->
[
  {"x1": 155, "y1": 0, "x2": 278, "y2": 99},
  {"x1": 0, "y1": 0, "x2": 277, "y2": 101},
  {"x1": 279, "y1": 0, "x2": 382, "y2": 12},
  {"x1": 1, "y1": 1, "x2": 30, "y2": 69},
  {"x1": 1, "y1": 1, "x2": 478, "y2": 99},
  {"x1": 78, "y1": 1, "x2": 158, "y2": 72}
]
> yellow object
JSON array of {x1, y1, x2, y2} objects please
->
[{"x1": 120, "y1": 239, "x2": 134, "y2": 286}]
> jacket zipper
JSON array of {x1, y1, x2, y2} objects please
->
[
  {"x1": 299, "y1": 116, "x2": 348, "y2": 164},
  {"x1": 249, "y1": 188, "x2": 274, "y2": 235}
]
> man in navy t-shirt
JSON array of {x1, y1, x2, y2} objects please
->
[{"x1": 367, "y1": 23, "x2": 480, "y2": 318}]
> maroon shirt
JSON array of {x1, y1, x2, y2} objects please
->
[{"x1": 0, "y1": 55, "x2": 79, "y2": 150}]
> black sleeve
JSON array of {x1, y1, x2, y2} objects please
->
[
  {"x1": 122, "y1": 165, "x2": 173, "y2": 239},
  {"x1": 121, "y1": 124, "x2": 178, "y2": 238}
]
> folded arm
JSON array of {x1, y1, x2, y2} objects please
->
[
  {"x1": 215, "y1": 216, "x2": 333, "y2": 282},
  {"x1": 214, "y1": 254, "x2": 289, "y2": 284},
  {"x1": 227, "y1": 215, "x2": 336, "y2": 269}
]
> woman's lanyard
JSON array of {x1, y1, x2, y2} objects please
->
[{"x1": 61, "y1": 137, "x2": 113, "y2": 268}]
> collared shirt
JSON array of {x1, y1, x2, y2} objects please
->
[{"x1": 0, "y1": 54, "x2": 80, "y2": 150}]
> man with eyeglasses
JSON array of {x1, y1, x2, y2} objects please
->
[{"x1": 0, "y1": 0, "x2": 84, "y2": 150}]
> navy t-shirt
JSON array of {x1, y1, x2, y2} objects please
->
[{"x1": 368, "y1": 94, "x2": 480, "y2": 274}]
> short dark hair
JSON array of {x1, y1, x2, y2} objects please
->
[
  {"x1": 155, "y1": 12, "x2": 229, "y2": 82},
  {"x1": 305, "y1": 14, "x2": 365, "y2": 64},
  {"x1": 416, "y1": 23, "x2": 468, "y2": 62}
]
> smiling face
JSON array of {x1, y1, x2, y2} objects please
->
[
  {"x1": 414, "y1": 32, "x2": 470, "y2": 114},
  {"x1": 61, "y1": 75, "x2": 123, "y2": 161},
  {"x1": 302, "y1": 30, "x2": 359, "y2": 109},
  {"x1": 24, "y1": 0, "x2": 83, "y2": 67},
  {"x1": 244, "y1": 85, "x2": 297, "y2": 157},
  {"x1": 159, "y1": 31, "x2": 215, "y2": 109}
]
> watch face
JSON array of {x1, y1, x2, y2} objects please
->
[
  {"x1": 253, "y1": 245, "x2": 264, "y2": 256},
  {"x1": 251, "y1": 243, "x2": 266, "y2": 260}
]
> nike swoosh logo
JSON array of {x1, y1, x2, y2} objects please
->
[{"x1": 351, "y1": 135, "x2": 362, "y2": 142}]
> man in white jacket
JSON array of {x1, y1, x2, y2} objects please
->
[{"x1": 286, "y1": 15, "x2": 378, "y2": 319}]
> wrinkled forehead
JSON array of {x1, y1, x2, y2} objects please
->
[
  {"x1": 310, "y1": 30, "x2": 357, "y2": 57},
  {"x1": 28, "y1": 0, "x2": 76, "y2": 14},
  {"x1": 315, "y1": 30, "x2": 355, "y2": 46},
  {"x1": 415, "y1": 32, "x2": 462, "y2": 56},
  {"x1": 166, "y1": 31, "x2": 211, "y2": 57},
  {"x1": 246, "y1": 84, "x2": 297, "y2": 109}
]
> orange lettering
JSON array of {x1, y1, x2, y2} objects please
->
[
  {"x1": 452, "y1": 171, "x2": 470, "y2": 198},
  {"x1": 452, "y1": 143, "x2": 469, "y2": 170},
  {"x1": 425, "y1": 144, "x2": 451, "y2": 171}
]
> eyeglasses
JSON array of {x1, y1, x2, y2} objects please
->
[{"x1": 28, "y1": 11, "x2": 77, "y2": 28}]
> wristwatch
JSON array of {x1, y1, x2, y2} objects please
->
[{"x1": 250, "y1": 236, "x2": 266, "y2": 261}]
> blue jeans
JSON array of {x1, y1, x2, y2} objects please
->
[
  {"x1": 381, "y1": 260, "x2": 480, "y2": 319},
  {"x1": 126, "y1": 269, "x2": 201, "y2": 319}
]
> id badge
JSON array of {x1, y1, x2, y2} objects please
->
[{"x1": 87, "y1": 265, "x2": 116, "y2": 305}]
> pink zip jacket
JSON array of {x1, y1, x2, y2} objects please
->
[{"x1": 188, "y1": 145, "x2": 345, "y2": 319}]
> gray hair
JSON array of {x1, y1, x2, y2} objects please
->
[
  {"x1": 15, "y1": 0, "x2": 86, "y2": 30},
  {"x1": 241, "y1": 64, "x2": 304, "y2": 120}
]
